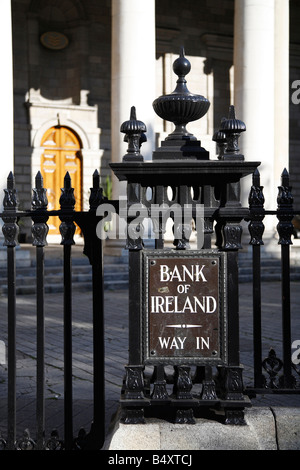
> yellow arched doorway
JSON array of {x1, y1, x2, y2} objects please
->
[{"x1": 41, "y1": 126, "x2": 82, "y2": 235}]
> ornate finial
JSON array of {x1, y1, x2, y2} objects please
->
[
  {"x1": 172, "y1": 46, "x2": 191, "y2": 92},
  {"x1": 32, "y1": 171, "x2": 48, "y2": 210},
  {"x1": 2, "y1": 172, "x2": 19, "y2": 246},
  {"x1": 3, "y1": 172, "x2": 18, "y2": 211},
  {"x1": 120, "y1": 106, "x2": 147, "y2": 162},
  {"x1": 277, "y1": 168, "x2": 294, "y2": 246},
  {"x1": 212, "y1": 129, "x2": 227, "y2": 160},
  {"x1": 59, "y1": 172, "x2": 75, "y2": 245},
  {"x1": 31, "y1": 172, "x2": 49, "y2": 246},
  {"x1": 248, "y1": 169, "x2": 265, "y2": 246},
  {"x1": 152, "y1": 48, "x2": 210, "y2": 144},
  {"x1": 93, "y1": 169, "x2": 100, "y2": 188},
  {"x1": 89, "y1": 169, "x2": 105, "y2": 210},
  {"x1": 59, "y1": 172, "x2": 75, "y2": 210},
  {"x1": 220, "y1": 105, "x2": 246, "y2": 160}
]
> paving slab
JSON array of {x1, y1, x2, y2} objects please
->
[{"x1": 272, "y1": 407, "x2": 300, "y2": 450}]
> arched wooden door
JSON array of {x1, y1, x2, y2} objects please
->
[{"x1": 41, "y1": 126, "x2": 82, "y2": 235}]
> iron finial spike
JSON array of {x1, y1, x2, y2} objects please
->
[
  {"x1": 35, "y1": 171, "x2": 43, "y2": 189},
  {"x1": 93, "y1": 169, "x2": 100, "y2": 188},
  {"x1": 228, "y1": 105, "x2": 236, "y2": 120},
  {"x1": 7, "y1": 171, "x2": 15, "y2": 189},
  {"x1": 64, "y1": 171, "x2": 71, "y2": 189},
  {"x1": 130, "y1": 106, "x2": 136, "y2": 121},
  {"x1": 180, "y1": 46, "x2": 185, "y2": 58},
  {"x1": 281, "y1": 168, "x2": 289, "y2": 185},
  {"x1": 253, "y1": 168, "x2": 260, "y2": 185}
]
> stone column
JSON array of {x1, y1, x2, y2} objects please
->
[
  {"x1": 0, "y1": 0, "x2": 14, "y2": 213},
  {"x1": 274, "y1": 0, "x2": 289, "y2": 184},
  {"x1": 111, "y1": 0, "x2": 156, "y2": 200},
  {"x1": 234, "y1": 0, "x2": 275, "y2": 215},
  {"x1": 0, "y1": 0, "x2": 14, "y2": 252},
  {"x1": 234, "y1": 0, "x2": 290, "y2": 242}
]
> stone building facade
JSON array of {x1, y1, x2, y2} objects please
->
[{"x1": 3, "y1": 0, "x2": 300, "y2": 239}]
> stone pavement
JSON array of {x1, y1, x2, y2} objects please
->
[{"x1": 0, "y1": 246, "x2": 299, "y2": 449}]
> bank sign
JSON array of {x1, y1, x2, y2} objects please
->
[{"x1": 142, "y1": 251, "x2": 227, "y2": 365}]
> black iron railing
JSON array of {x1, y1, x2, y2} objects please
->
[
  {"x1": 0, "y1": 170, "x2": 111, "y2": 450},
  {"x1": 0, "y1": 167, "x2": 299, "y2": 449},
  {"x1": 247, "y1": 168, "x2": 300, "y2": 394}
]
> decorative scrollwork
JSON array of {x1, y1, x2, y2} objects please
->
[
  {"x1": 173, "y1": 223, "x2": 192, "y2": 250},
  {"x1": 124, "y1": 365, "x2": 145, "y2": 399},
  {"x1": 31, "y1": 172, "x2": 49, "y2": 247},
  {"x1": 2, "y1": 172, "x2": 19, "y2": 247},
  {"x1": 262, "y1": 348, "x2": 283, "y2": 389},
  {"x1": 175, "y1": 408, "x2": 195, "y2": 424},
  {"x1": 224, "y1": 410, "x2": 246, "y2": 425},
  {"x1": 223, "y1": 223, "x2": 243, "y2": 250},
  {"x1": 2, "y1": 222, "x2": 19, "y2": 247},
  {"x1": 151, "y1": 380, "x2": 169, "y2": 400},
  {"x1": 126, "y1": 221, "x2": 144, "y2": 250},
  {"x1": 72, "y1": 428, "x2": 87, "y2": 450},
  {"x1": 15, "y1": 429, "x2": 36, "y2": 450},
  {"x1": 59, "y1": 172, "x2": 76, "y2": 246},
  {"x1": 0, "y1": 433, "x2": 7, "y2": 450},
  {"x1": 44, "y1": 429, "x2": 64, "y2": 450},
  {"x1": 277, "y1": 169, "x2": 294, "y2": 245},
  {"x1": 248, "y1": 169, "x2": 265, "y2": 245},
  {"x1": 89, "y1": 169, "x2": 106, "y2": 210},
  {"x1": 218, "y1": 366, "x2": 245, "y2": 400},
  {"x1": 173, "y1": 366, "x2": 193, "y2": 399},
  {"x1": 200, "y1": 380, "x2": 217, "y2": 400},
  {"x1": 292, "y1": 361, "x2": 300, "y2": 379}
]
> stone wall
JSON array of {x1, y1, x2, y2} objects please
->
[{"x1": 10, "y1": 0, "x2": 300, "y2": 221}]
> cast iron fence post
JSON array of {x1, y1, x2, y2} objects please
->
[
  {"x1": 59, "y1": 172, "x2": 76, "y2": 450},
  {"x1": 31, "y1": 171, "x2": 49, "y2": 449},
  {"x1": 111, "y1": 50, "x2": 260, "y2": 425},
  {"x1": 277, "y1": 169, "x2": 295, "y2": 389},
  {"x1": 248, "y1": 169, "x2": 265, "y2": 389},
  {"x1": 2, "y1": 172, "x2": 19, "y2": 449}
]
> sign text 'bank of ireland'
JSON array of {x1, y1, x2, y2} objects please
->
[{"x1": 143, "y1": 252, "x2": 227, "y2": 364}]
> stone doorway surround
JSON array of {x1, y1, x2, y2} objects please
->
[{"x1": 26, "y1": 91, "x2": 103, "y2": 242}]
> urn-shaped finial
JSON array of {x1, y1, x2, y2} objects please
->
[
  {"x1": 152, "y1": 48, "x2": 210, "y2": 141},
  {"x1": 120, "y1": 106, "x2": 147, "y2": 161},
  {"x1": 220, "y1": 105, "x2": 246, "y2": 160}
]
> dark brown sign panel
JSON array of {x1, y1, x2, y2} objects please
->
[{"x1": 142, "y1": 251, "x2": 227, "y2": 365}]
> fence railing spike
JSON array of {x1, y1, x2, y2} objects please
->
[
  {"x1": 64, "y1": 171, "x2": 72, "y2": 189},
  {"x1": 7, "y1": 171, "x2": 15, "y2": 189},
  {"x1": 92, "y1": 169, "x2": 100, "y2": 188},
  {"x1": 35, "y1": 171, "x2": 44, "y2": 189},
  {"x1": 252, "y1": 168, "x2": 260, "y2": 185},
  {"x1": 281, "y1": 167, "x2": 290, "y2": 186},
  {"x1": 130, "y1": 105, "x2": 136, "y2": 121}
]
